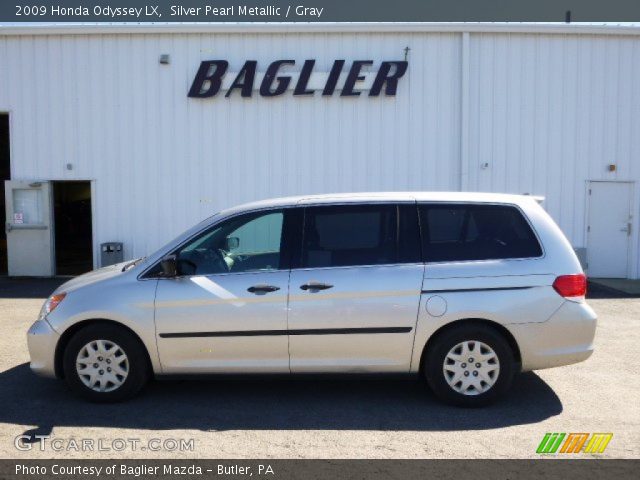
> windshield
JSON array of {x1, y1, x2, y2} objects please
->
[{"x1": 143, "y1": 213, "x2": 221, "y2": 263}]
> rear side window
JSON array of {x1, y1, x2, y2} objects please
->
[
  {"x1": 301, "y1": 204, "x2": 420, "y2": 268},
  {"x1": 419, "y1": 204, "x2": 542, "y2": 262}
]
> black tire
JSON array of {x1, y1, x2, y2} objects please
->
[
  {"x1": 63, "y1": 323, "x2": 149, "y2": 402},
  {"x1": 423, "y1": 324, "x2": 516, "y2": 407}
]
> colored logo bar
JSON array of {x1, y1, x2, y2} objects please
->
[{"x1": 537, "y1": 433, "x2": 612, "y2": 454}]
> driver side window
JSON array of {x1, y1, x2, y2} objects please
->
[{"x1": 177, "y1": 210, "x2": 284, "y2": 276}]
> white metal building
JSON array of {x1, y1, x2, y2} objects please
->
[{"x1": 0, "y1": 23, "x2": 639, "y2": 278}]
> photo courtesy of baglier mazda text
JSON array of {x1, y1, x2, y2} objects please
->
[{"x1": 0, "y1": 1, "x2": 639, "y2": 478}]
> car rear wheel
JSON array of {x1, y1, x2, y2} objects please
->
[
  {"x1": 63, "y1": 323, "x2": 149, "y2": 402},
  {"x1": 424, "y1": 324, "x2": 516, "y2": 407}
]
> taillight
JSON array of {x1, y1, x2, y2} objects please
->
[{"x1": 553, "y1": 274, "x2": 587, "y2": 300}]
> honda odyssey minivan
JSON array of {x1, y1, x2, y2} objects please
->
[{"x1": 28, "y1": 192, "x2": 597, "y2": 406}]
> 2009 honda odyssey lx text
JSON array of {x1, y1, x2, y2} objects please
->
[{"x1": 28, "y1": 193, "x2": 597, "y2": 406}]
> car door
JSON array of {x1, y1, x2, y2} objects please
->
[
  {"x1": 154, "y1": 208, "x2": 299, "y2": 374},
  {"x1": 288, "y1": 202, "x2": 424, "y2": 372}
]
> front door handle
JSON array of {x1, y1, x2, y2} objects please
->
[
  {"x1": 247, "y1": 284, "x2": 281, "y2": 294},
  {"x1": 300, "y1": 282, "x2": 333, "y2": 291}
]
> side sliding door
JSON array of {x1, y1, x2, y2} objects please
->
[{"x1": 288, "y1": 202, "x2": 424, "y2": 372}]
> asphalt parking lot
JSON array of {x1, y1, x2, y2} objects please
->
[{"x1": 0, "y1": 278, "x2": 638, "y2": 459}]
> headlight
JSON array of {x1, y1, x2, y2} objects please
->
[{"x1": 39, "y1": 293, "x2": 67, "y2": 319}]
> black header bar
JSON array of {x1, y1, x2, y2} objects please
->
[
  {"x1": 2, "y1": 1, "x2": 640, "y2": 23},
  {"x1": 1, "y1": 460, "x2": 639, "y2": 480}
]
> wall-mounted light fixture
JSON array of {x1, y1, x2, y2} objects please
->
[
  {"x1": 159, "y1": 54, "x2": 170, "y2": 65},
  {"x1": 608, "y1": 164, "x2": 617, "y2": 172}
]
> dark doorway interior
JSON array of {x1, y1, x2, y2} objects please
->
[
  {"x1": 53, "y1": 181, "x2": 93, "y2": 275},
  {"x1": 0, "y1": 114, "x2": 10, "y2": 275}
]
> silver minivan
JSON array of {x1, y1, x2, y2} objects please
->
[{"x1": 28, "y1": 192, "x2": 597, "y2": 406}]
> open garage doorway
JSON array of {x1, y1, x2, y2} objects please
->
[
  {"x1": 53, "y1": 181, "x2": 93, "y2": 275},
  {"x1": 0, "y1": 114, "x2": 9, "y2": 275}
]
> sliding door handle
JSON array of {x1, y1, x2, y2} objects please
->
[
  {"x1": 300, "y1": 282, "x2": 333, "y2": 291},
  {"x1": 247, "y1": 284, "x2": 280, "y2": 294}
]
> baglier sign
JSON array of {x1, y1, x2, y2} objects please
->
[{"x1": 188, "y1": 59, "x2": 409, "y2": 98}]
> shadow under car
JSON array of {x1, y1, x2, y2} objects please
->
[{"x1": 1, "y1": 364, "x2": 562, "y2": 439}]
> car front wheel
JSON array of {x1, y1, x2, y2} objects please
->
[
  {"x1": 424, "y1": 324, "x2": 516, "y2": 407},
  {"x1": 62, "y1": 323, "x2": 149, "y2": 402}
]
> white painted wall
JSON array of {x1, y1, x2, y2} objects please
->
[
  {"x1": 463, "y1": 33, "x2": 640, "y2": 278},
  {"x1": 0, "y1": 28, "x2": 638, "y2": 277}
]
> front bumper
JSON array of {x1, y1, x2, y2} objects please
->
[
  {"x1": 27, "y1": 319, "x2": 59, "y2": 378},
  {"x1": 507, "y1": 300, "x2": 597, "y2": 371}
]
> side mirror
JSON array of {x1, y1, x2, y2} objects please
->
[
  {"x1": 225, "y1": 236, "x2": 240, "y2": 250},
  {"x1": 160, "y1": 254, "x2": 178, "y2": 277}
]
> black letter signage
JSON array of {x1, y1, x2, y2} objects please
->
[
  {"x1": 188, "y1": 59, "x2": 408, "y2": 99},
  {"x1": 341, "y1": 61, "x2": 373, "y2": 97},
  {"x1": 260, "y1": 60, "x2": 296, "y2": 97},
  {"x1": 294, "y1": 60, "x2": 316, "y2": 96},
  {"x1": 226, "y1": 61, "x2": 258, "y2": 97},
  {"x1": 322, "y1": 60, "x2": 344, "y2": 96},
  {"x1": 188, "y1": 61, "x2": 229, "y2": 98},
  {"x1": 369, "y1": 61, "x2": 409, "y2": 96}
]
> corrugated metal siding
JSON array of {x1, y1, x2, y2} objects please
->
[
  {"x1": 465, "y1": 33, "x2": 640, "y2": 277},
  {"x1": 0, "y1": 30, "x2": 639, "y2": 276},
  {"x1": 0, "y1": 32, "x2": 462, "y2": 262}
]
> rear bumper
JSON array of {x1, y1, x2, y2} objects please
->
[
  {"x1": 507, "y1": 300, "x2": 597, "y2": 371},
  {"x1": 27, "y1": 319, "x2": 59, "y2": 378}
]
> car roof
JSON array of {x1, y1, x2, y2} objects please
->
[{"x1": 222, "y1": 192, "x2": 542, "y2": 215}]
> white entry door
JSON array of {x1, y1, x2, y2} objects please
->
[
  {"x1": 4, "y1": 180, "x2": 54, "y2": 276},
  {"x1": 587, "y1": 181, "x2": 633, "y2": 278}
]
